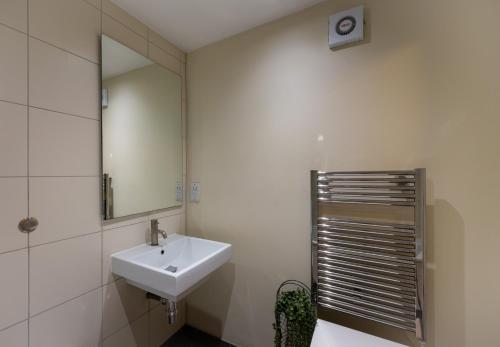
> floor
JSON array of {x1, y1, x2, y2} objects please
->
[{"x1": 162, "y1": 325, "x2": 236, "y2": 347}]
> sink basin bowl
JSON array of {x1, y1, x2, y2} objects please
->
[{"x1": 111, "y1": 234, "x2": 232, "y2": 301}]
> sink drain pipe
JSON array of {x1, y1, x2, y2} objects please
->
[{"x1": 146, "y1": 292, "x2": 178, "y2": 324}]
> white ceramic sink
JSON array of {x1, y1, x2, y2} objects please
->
[{"x1": 111, "y1": 234, "x2": 232, "y2": 301}]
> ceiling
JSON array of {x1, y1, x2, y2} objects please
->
[{"x1": 110, "y1": 0, "x2": 325, "y2": 52}]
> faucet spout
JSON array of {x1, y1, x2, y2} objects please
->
[{"x1": 150, "y1": 219, "x2": 167, "y2": 246}]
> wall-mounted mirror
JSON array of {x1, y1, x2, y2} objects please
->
[{"x1": 101, "y1": 35, "x2": 182, "y2": 220}]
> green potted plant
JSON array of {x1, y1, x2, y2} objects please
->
[{"x1": 273, "y1": 280, "x2": 316, "y2": 347}]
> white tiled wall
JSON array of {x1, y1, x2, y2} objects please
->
[
  {"x1": 29, "y1": 177, "x2": 101, "y2": 245},
  {"x1": 0, "y1": 0, "x2": 187, "y2": 345},
  {"x1": 0, "y1": 321, "x2": 28, "y2": 347},
  {"x1": 30, "y1": 233, "x2": 102, "y2": 315},
  {"x1": 0, "y1": 24, "x2": 27, "y2": 104},
  {"x1": 0, "y1": 249, "x2": 28, "y2": 330},
  {"x1": 0, "y1": 178, "x2": 27, "y2": 253},
  {"x1": 29, "y1": 38, "x2": 100, "y2": 118},
  {"x1": 103, "y1": 221, "x2": 149, "y2": 285},
  {"x1": 0, "y1": 102, "x2": 27, "y2": 175},
  {"x1": 102, "y1": 278, "x2": 149, "y2": 338},
  {"x1": 30, "y1": 288, "x2": 103, "y2": 347},
  {"x1": 29, "y1": 109, "x2": 100, "y2": 176},
  {"x1": 0, "y1": 0, "x2": 27, "y2": 33},
  {"x1": 102, "y1": 314, "x2": 149, "y2": 347},
  {"x1": 29, "y1": 0, "x2": 101, "y2": 63}
]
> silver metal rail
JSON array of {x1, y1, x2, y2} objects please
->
[
  {"x1": 311, "y1": 169, "x2": 426, "y2": 341},
  {"x1": 103, "y1": 173, "x2": 114, "y2": 220}
]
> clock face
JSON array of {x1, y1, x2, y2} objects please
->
[{"x1": 336, "y1": 16, "x2": 357, "y2": 36}]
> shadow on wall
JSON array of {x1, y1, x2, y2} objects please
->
[
  {"x1": 186, "y1": 262, "x2": 236, "y2": 338},
  {"x1": 319, "y1": 180, "x2": 466, "y2": 347},
  {"x1": 424, "y1": 178, "x2": 466, "y2": 347}
]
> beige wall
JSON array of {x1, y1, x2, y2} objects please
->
[
  {"x1": 0, "y1": 0, "x2": 186, "y2": 346},
  {"x1": 186, "y1": 0, "x2": 500, "y2": 346}
]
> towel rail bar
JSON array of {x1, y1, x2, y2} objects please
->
[{"x1": 311, "y1": 169, "x2": 426, "y2": 341}]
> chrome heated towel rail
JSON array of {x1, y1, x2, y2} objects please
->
[{"x1": 311, "y1": 169, "x2": 425, "y2": 341}]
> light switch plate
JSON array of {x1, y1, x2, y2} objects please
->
[{"x1": 190, "y1": 182, "x2": 200, "y2": 202}]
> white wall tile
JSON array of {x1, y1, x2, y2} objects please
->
[
  {"x1": 30, "y1": 288, "x2": 102, "y2": 347},
  {"x1": 102, "y1": 314, "x2": 148, "y2": 347},
  {"x1": 29, "y1": 177, "x2": 101, "y2": 246},
  {"x1": 156, "y1": 213, "x2": 183, "y2": 236},
  {"x1": 103, "y1": 215, "x2": 148, "y2": 232},
  {"x1": 0, "y1": 249, "x2": 28, "y2": 330},
  {"x1": 148, "y1": 30, "x2": 184, "y2": 61},
  {"x1": 102, "y1": 14, "x2": 147, "y2": 57},
  {"x1": 101, "y1": 0, "x2": 147, "y2": 38},
  {"x1": 148, "y1": 43, "x2": 181, "y2": 75},
  {"x1": 0, "y1": 178, "x2": 27, "y2": 253},
  {"x1": 0, "y1": 102, "x2": 27, "y2": 176},
  {"x1": 29, "y1": 108, "x2": 99, "y2": 176},
  {"x1": 84, "y1": 0, "x2": 101, "y2": 9},
  {"x1": 29, "y1": 0, "x2": 100, "y2": 62},
  {"x1": 0, "y1": 1, "x2": 189, "y2": 346},
  {"x1": 102, "y1": 279, "x2": 148, "y2": 338},
  {"x1": 0, "y1": 320, "x2": 28, "y2": 347},
  {"x1": 29, "y1": 38, "x2": 99, "y2": 119},
  {"x1": 147, "y1": 209, "x2": 184, "y2": 223},
  {"x1": 30, "y1": 233, "x2": 101, "y2": 316},
  {"x1": 149, "y1": 302, "x2": 185, "y2": 347},
  {"x1": 103, "y1": 221, "x2": 148, "y2": 284},
  {"x1": 0, "y1": 0, "x2": 27, "y2": 33},
  {"x1": 0, "y1": 25, "x2": 27, "y2": 105}
]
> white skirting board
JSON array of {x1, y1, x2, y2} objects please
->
[{"x1": 310, "y1": 319, "x2": 407, "y2": 347}]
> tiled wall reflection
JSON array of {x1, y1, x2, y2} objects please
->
[{"x1": 0, "y1": 0, "x2": 187, "y2": 346}]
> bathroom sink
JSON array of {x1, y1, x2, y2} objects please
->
[{"x1": 111, "y1": 234, "x2": 232, "y2": 301}]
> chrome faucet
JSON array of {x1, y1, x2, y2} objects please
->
[{"x1": 150, "y1": 219, "x2": 167, "y2": 246}]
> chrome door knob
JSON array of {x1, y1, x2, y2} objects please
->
[{"x1": 18, "y1": 217, "x2": 39, "y2": 233}]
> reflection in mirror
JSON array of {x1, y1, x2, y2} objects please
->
[{"x1": 101, "y1": 35, "x2": 182, "y2": 220}]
